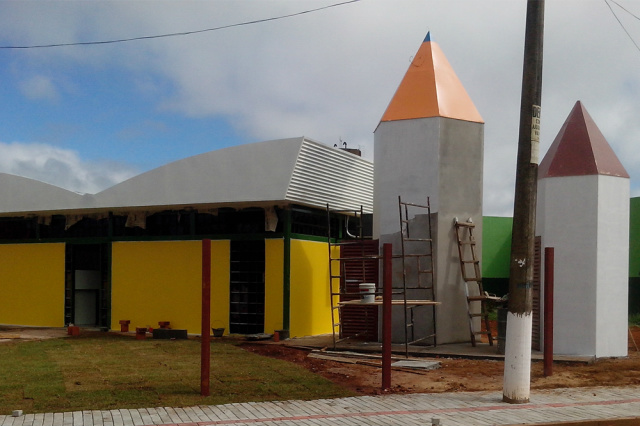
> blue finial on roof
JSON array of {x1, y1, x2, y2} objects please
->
[{"x1": 424, "y1": 31, "x2": 431, "y2": 42}]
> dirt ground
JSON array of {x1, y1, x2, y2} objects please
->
[
  {"x1": 241, "y1": 326, "x2": 640, "y2": 395},
  {"x1": 0, "y1": 327, "x2": 68, "y2": 342},
  {"x1": 5, "y1": 325, "x2": 640, "y2": 397}
]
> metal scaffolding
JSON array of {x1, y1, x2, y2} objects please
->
[{"x1": 326, "y1": 201, "x2": 439, "y2": 356}]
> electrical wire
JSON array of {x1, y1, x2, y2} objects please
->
[
  {"x1": 609, "y1": 0, "x2": 640, "y2": 21},
  {"x1": 0, "y1": 0, "x2": 361, "y2": 50},
  {"x1": 605, "y1": 0, "x2": 640, "y2": 53}
]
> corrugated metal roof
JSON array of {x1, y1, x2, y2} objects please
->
[{"x1": 286, "y1": 139, "x2": 373, "y2": 213}]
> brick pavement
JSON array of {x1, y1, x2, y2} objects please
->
[{"x1": 2, "y1": 386, "x2": 640, "y2": 426}]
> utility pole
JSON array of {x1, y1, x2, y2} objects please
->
[{"x1": 503, "y1": 0, "x2": 545, "y2": 404}]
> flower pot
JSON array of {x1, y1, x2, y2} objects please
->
[{"x1": 275, "y1": 329, "x2": 289, "y2": 340}]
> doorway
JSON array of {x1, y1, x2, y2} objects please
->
[{"x1": 65, "y1": 243, "x2": 110, "y2": 327}]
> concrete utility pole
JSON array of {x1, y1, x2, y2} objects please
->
[{"x1": 503, "y1": 0, "x2": 545, "y2": 404}]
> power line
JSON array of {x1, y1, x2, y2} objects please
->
[
  {"x1": 605, "y1": 0, "x2": 640, "y2": 53},
  {"x1": 0, "y1": 0, "x2": 361, "y2": 50},
  {"x1": 609, "y1": 0, "x2": 640, "y2": 21}
]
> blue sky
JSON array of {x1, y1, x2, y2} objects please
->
[
  {"x1": 1, "y1": 64, "x2": 245, "y2": 168},
  {"x1": 1, "y1": 0, "x2": 639, "y2": 215}
]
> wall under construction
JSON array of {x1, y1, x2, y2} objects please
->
[{"x1": 374, "y1": 116, "x2": 484, "y2": 344}]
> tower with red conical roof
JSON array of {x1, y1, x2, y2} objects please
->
[
  {"x1": 374, "y1": 33, "x2": 484, "y2": 344},
  {"x1": 537, "y1": 101, "x2": 629, "y2": 357}
]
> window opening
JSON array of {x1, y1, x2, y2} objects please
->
[{"x1": 229, "y1": 240, "x2": 265, "y2": 334}]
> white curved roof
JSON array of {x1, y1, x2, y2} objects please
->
[
  {"x1": 0, "y1": 173, "x2": 86, "y2": 214},
  {"x1": 96, "y1": 137, "x2": 303, "y2": 208},
  {"x1": 0, "y1": 137, "x2": 373, "y2": 215}
]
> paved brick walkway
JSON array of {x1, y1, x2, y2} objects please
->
[{"x1": 3, "y1": 386, "x2": 640, "y2": 426}]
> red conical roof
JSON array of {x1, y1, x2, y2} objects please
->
[
  {"x1": 539, "y1": 101, "x2": 629, "y2": 178},
  {"x1": 379, "y1": 32, "x2": 483, "y2": 124}
]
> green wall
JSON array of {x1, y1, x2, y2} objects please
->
[
  {"x1": 482, "y1": 197, "x2": 640, "y2": 279},
  {"x1": 482, "y1": 199, "x2": 640, "y2": 312},
  {"x1": 482, "y1": 216, "x2": 513, "y2": 279}
]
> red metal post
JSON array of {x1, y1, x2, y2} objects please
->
[
  {"x1": 544, "y1": 247, "x2": 554, "y2": 377},
  {"x1": 201, "y1": 239, "x2": 212, "y2": 396},
  {"x1": 382, "y1": 243, "x2": 392, "y2": 390}
]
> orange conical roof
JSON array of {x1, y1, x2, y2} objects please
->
[
  {"x1": 539, "y1": 101, "x2": 629, "y2": 179},
  {"x1": 379, "y1": 33, "x2": 483, "y2": 124}
]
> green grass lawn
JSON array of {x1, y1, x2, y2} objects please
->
[{"x1": 0, "y1": 333, "x2": 354, "y2": 414}]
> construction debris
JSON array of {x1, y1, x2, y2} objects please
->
[{"x1": 308, "y1": 350, "x2": 441, "y2": 372}]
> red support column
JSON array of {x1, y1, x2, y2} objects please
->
[
  {"x1": 201, "y1": 239, "x2": 212, "y2": 396},
  {"x1": 382, "y1": 243, "x2": 392, "y2": 390},
  {"x1": 544, "y1": 247, "x2": 554, "y2": 377}
]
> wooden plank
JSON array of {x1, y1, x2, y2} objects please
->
[
  {"x1": 339, "y1": 299, "x2": 440, "y2": 306},
  {"x1": 455, "y1": 221, "x2": 475, "y2": 227}
]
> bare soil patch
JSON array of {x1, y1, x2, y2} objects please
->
[
  {"x1": 0, "y1": 327, "x2": 68, "y2": 342},
  {"x1": 241, "y1": 326, "x2": 640, "y2": 395}
]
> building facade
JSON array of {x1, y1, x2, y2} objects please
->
[{"x1": 0, "y1": 137, "x2": 373, "y2": 338}]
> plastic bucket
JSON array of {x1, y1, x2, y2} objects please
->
[{"x1": 359, "y1": 283, "x2": 376, "y2": 303}]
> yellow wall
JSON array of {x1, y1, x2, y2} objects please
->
[
  {"x1": 0, "y1": 243, "x2": 65, "y2": 327},
  {"x1": 0, "y1": 237, "x2": 337, "y2": 337},
  {"x1": 289, "y1": 239, "x2": 336, "y2": 338},
  {"x1": 111, "y1": 240, "x2": 229, "y2": 333},
  {"x1": 264, "y1": 238, "x2": 284, "y2": 333}
]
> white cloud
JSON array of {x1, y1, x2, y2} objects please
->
[
  {"x1": 19, "y1": 75, "x2": 59, "y2": 101},
  {"x1": 0, "y1": 0, "x2": 639, "y2": 215},
  {"x1": 0, "y1": 142, "x2": 138, "y2": 194}
]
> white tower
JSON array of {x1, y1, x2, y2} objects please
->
[
  {"x1": 374, "y1": 33, "x2": 484, "y2": 343},
  {"x1": 537, "y1": 101, "x2": 629, "y2": 357}
]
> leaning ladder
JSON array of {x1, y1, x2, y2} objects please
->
[
  {"x1": 398, "y1": 196, "x2": 437, "y2": 353},
  {"x1": 454, "y1": 218, "x2": 495, "y2": 346}
]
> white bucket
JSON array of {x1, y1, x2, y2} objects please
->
[{"x1": 359, "y1": 283, "x2": 376, "y2": 303}]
